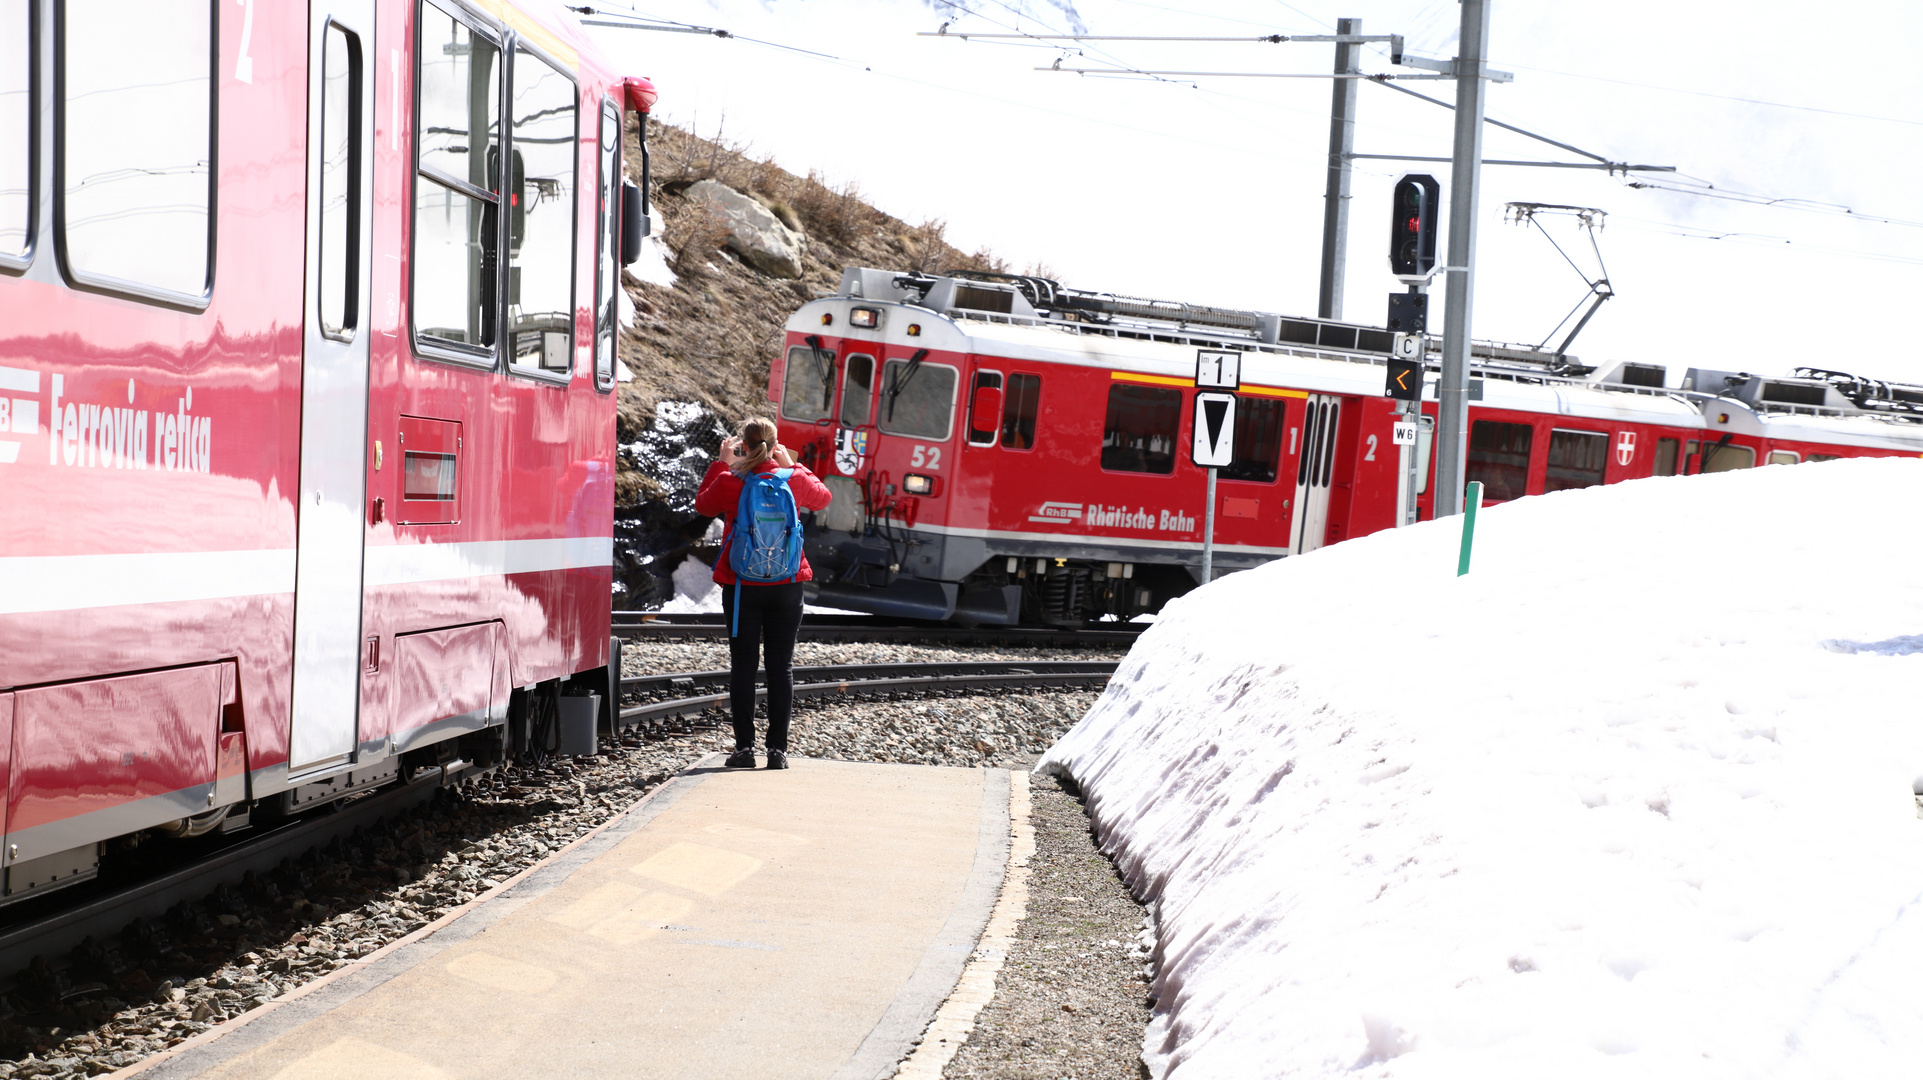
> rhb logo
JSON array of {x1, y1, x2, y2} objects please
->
[{"x1": 1027, "y1": 501, "x2": 1083, "y2": 524}]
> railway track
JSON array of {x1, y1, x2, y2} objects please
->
[
  {"x1": 0, "y1": 764, "x2": 479, "y2": 989},
  {"x1": 0, "y1": 658, "x2": 1114, "y2": 1002},
  {"x1": 617, "y1": 659, "x2": 1119, "y2": 736},
  {"x1": 613, "y1": 611, "x2": 1147, "y2": 647}
]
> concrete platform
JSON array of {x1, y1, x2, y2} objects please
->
[{"x1": 127, "y1": 757, "x2": 1011, "y2": 1080}]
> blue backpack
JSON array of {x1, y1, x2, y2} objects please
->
[{"x1": 727, "y1": 468, "x2": 804, "y2": 635}]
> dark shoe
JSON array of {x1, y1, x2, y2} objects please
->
[
  {"x1": 764, "y1": 748, "x2": 789, "y2": 770},
  {"x1": 724, "y1": 748, "x2": 756, "y2": 769}
]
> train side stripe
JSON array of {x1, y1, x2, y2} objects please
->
[
  {"x1": 362, "y1": 537, "x2": 614, "y2": 587},
  {"x1": 0, "y1": 538, "x2": 613, "y2": 615},
  {"x1": 1108, "y1": 370, "x2": 1309, "y2": 399},
  {"x1": 0, "y1": 549, "x2": 297, "y2": 616}
]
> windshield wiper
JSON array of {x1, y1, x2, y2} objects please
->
[
  {"x1": 804, "y1": 334, "x2": 836, "y2": 412},
  {"x1": 884, "y1": 349, "x2": 929, "y2": 423}
]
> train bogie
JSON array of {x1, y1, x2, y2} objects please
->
[
  {"x1": 0, "y1": 0, "x2": 655, "y2": 902},
  {"x1": 776, "y1": 268, "x2": 1923, "y2": 624}
]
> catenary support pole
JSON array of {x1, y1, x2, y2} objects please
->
[
  {"x1": 1433, "y1": 0, "x2": 1493, "y2": 518},
  {"x1": 1201, "y1": 466, "x2": 1218, "y2": 584},
  {"x1": 1316, "y1": 17, "x2": 1362, "y2": 321}
]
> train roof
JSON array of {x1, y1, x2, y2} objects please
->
[{"x1": 792, "y1": 268, "x2": 1923, "y2": 453}]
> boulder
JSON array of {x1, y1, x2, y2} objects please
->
[{"x1": 683, "y1": 179, "x2": 805, "y2": 279}]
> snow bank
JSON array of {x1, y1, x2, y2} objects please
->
[{"x1": 1041, "y1": 458, "x2": 1923, "y2": 1078}]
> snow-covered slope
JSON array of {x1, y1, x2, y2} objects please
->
[{"x1": 1041, "y1": 458, "x2": 1923, "y2": 1078}]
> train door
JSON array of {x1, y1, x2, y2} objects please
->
[
  {"x1": 1290, "y1": 394, "x2": 1342, "y2": 554},
  {"x1": 288, "y1": 3, "x2": 376, "y2": 774}
]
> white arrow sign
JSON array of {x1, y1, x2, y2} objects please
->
[{"x1": 1192, "y1": 392, "x2": 1237, "y2": 468}]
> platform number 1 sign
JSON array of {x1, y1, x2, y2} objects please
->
[{"x1": 1195, "y1": 349, "x2": 1241, "y2": 391}]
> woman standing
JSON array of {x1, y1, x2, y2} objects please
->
[{"x1": 693, "y1": 417, "x2": 833, "y2": 769}]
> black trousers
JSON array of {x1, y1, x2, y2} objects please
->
[{"x1": 720, "y1": 581, "x2": 805, "y2": 751}]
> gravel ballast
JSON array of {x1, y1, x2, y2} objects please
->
[
  {"x1": 941, "y1": 776, "x2": 1153, "y2": 1080},
  {"x1": 0, "y1": 638, "x2": 1129, "y2": 1079}
]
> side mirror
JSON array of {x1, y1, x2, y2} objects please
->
[
  {"x1": 620, "y1": 181, "x2": 648, "y2": 265},
  {"x1": 969, "y1": 384, "x2": 1004, "y2": 440}
]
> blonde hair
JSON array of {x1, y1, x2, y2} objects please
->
[{"x1": 733, "y1": 416, "x2": 778, "y2": 474}]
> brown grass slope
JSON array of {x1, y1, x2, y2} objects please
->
[{"x1": 614, "y1": 119, "x2": 1006, "y2": 508}]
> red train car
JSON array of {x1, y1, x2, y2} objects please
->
[
  {"x1": 0, "y1": 0, "x2": 654, "y2": 902},
  {"x1": 772, "y1": 268, "x2": 1923, "y2": 624}
]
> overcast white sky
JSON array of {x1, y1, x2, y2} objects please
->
[{"x1": 587, "y1": 0, "x2": 1923, "y2": 385}]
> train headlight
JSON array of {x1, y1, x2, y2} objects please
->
[
  {"x1": 850, "y1": 307, "x2": 880, "y2": 329},
  {"x1": 903, "y1": 473, "x2": 935, "y2": 495}
]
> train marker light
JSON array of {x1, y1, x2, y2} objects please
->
[
  {"x1": 906, "y1": 324, "x2": 922, "y2": 337},
  {"x1": 1385, "y1": 358, "x2": 1423, "y2": 402},
  {"x1": 1389, "y1": 173, "x2": 1441, "y2": 280},
  {"x1": 850, "y1": 307, "x2": 880, "y2": 329},
  {"x1": 820, "y1": 313, "x2": 833, "y2": 325}
]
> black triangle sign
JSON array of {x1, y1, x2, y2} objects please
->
[{"x1": 1203, "y1": 398, "x2": 1228, "y2": 452}]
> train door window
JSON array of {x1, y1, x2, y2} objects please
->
[
  {"x1": 1101, "y1": 384, "x2": 1180, "y2": 474},
  {"x1": 1653, "y1": 437, "x2": 1679, "y2": 477},
  {"x1": 966, "y1": 371, "x2": 1001, "y2": 446},
  {"x1": 879, "y1": 358, "x2": 958, "y2": 440},
  {"x1": 1465, "y1": 420, "x2": 1532, "y2": 502},
  {"x1": 1701, "y1": 442, "x2": 1754, "y2": 473},
  {"x1": 781, "y1": 343, "x2": 835, "y2": 422},
  {"x1": 317, "y1": 23, "x2": 362, "y2": 339},
  {"x1": 1543, "y1": 429, "x2": 1607, "y2": 492},
  {"x1": 1002, "y1": 373, "x2": 1040, "y2": 450},
  {"x1": 58, "y1": 0, "x2": 212, "y2": 303},
  {"x1": 593, "y1": 97, "x2": 620, "y2": 391},
  {"x1": 1, "y1": 0, "x2": 30, "y2": 267},
  {"x1": 1221, "y1": 398, "x2": 1284, "y2": 483},
  {"x1": 840, "y1": 354, "x2": 875, "y2": 427},
  {"x1": 1767, "y1": 450, "x2": 1800, "y2": 466},
  {"x1": 413, "y1": 3, "x2": 502, "y2": 360},
  {"x1": 1684, "y1": 439, "x2": 1700, "y2": 473},
  {"x1": 504, "y1": 43, "x2": 577, "y2": 377},
  {"x1": 1809, "y1": 454, "x2": 1840, "y2": 463}
]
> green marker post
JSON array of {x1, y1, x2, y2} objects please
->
[{"x1": 1457, "y1": 480, "x2": 1484, "y2": 576}]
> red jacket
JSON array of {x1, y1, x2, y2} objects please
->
[{"x1": 694, "y1": 459, "x2": 834, "y2": 586}]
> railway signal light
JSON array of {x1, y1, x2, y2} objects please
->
[
  {"x1": 1389, "y1": 174, "x2": 1441, "y2": 279},
  {"x1": 1385, "y1": 358, "x2": 1423, "y2": 401}
]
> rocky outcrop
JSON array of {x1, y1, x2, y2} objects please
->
[{"x1": 683, "y1": 179, "x2": 805, "y2": 279}]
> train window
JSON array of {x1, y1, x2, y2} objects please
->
[
  {"x1": 1767, "y1": 450, "x2": 1800, "y2": 465},
  {"x1": 966, "y1": 371, "x2": 1001, "y2": 446},
  {"x1": 1653, "y1": 437, "x2": 1679, "y2": 477},
  {"x1": 1466, "y1": 420, "x2": 1532, "y2": 501},
  {"x1": 1221, "y1": 398, "x2": 1284, "y2": 483},
  {"x1": 504, "y1": 43, "x2": 577, "y2": 376},
  {"x1": 1002, "y1": 373, "x2": 1040, "y2": 450},
  {"x1": 1701, "y1": 442, "x2": 1755, "y2": 473},
  {"x1": 318, "y1": 24, "x2": 362, "y2": 339},
  {"x1": 1101, "y1": 384, "x2": 1180, "y2": 474},
  {"x1": 58, "y1": 0, "x2": 212, "y2": 302},
  {"x1": 840, "y1": 355, "x2": 875, "y2": 427},
  {"x1": 781, "y1": 343, "x2": 835, "y2": 422},
  {"x1": 593, "y1": 99, "x2": 620, "y2": 391},
  {"x1": 1809, "y1": 454, "x2": 1840, "y2": 463},
  {"x1": 413, "y1": 4, "x2": 502, "y2": 357},
  {"x1": 1543, "y1": 429, "x2": 1607, "y2": 492},
  {"x1": 878, "y1": 358, "x2": 958, "y2": 440},
  {"x1": 1, "y1": 0, "x2": 29, "y2": 265}
]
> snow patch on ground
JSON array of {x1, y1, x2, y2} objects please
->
[{"x1": 1041, "y1": 458, "x2": 1923, "y2": 1078}]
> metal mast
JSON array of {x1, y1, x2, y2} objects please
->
[
  {"x1": 1316, "y1": 17, "x2": 1362, "y2": 321},
  {"x1": 1433, "y1": 0, "x2": 1493, "y2": 518}
]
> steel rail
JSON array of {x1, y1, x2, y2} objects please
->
[
  {"x1": 0, "y1": 766, "x2": 476, "y2": 984},
  {"x1": 616, "y1": 660, "x2": 1118, "y2": 734},
  {"x1": 612, "y1": 613, "x2": 1145, "y2": 647}
]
